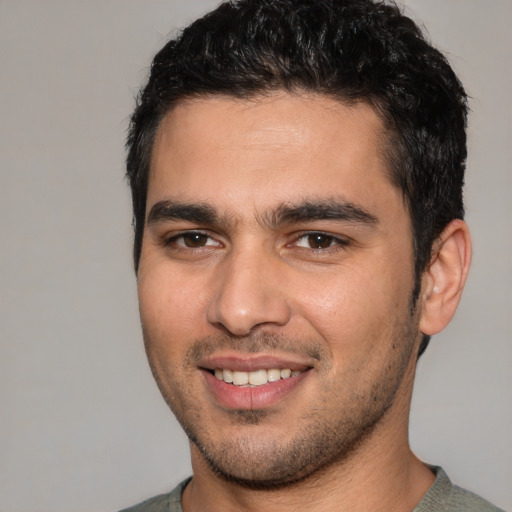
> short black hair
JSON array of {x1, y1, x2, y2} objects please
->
[{"x1": 126, "y1": 0, "x2": 468, "y2": 356}]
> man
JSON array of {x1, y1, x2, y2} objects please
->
[{"x1": 121, "y1": 1, "x2": 504, "y2": 511}]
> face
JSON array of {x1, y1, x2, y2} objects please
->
[{"x1": 137, "y1": 93, "x2": 422, "y2": 487}]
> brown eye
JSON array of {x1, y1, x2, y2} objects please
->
[
  {"x1": 181, "y1": 233, "x2": 210, "y2": 247},
  {"x1": 307, "y1": 234, "x2": 334, "y2": 249},
  {"x1": 164, "y1": 231, "x2": 222, "y2": 254},
  {"x1": 295, "y1": 232, "x2": 348, "y2": 251}
]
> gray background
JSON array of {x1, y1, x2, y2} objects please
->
[{"x1": 1, "y1": 1, "x2": 510, "y2": 511}]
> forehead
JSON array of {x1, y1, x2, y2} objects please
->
[{"x1": 148, "y1": 92, "x2": 402, "y2": 220}]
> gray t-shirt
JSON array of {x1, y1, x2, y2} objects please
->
[{"x1": 120, "y1": 467, "x2": 506, "y2": 512}]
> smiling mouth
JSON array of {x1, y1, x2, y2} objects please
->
[{"x1": 211, "y1": 368, "x2": 304, "y2": 387}]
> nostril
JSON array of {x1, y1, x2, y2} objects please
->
[{"x1": 206, "y1": 261, "x2": 292, "y2": 335}]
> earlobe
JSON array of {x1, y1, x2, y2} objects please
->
[{"x1": 419, "y1": 219, "x2": 472, "y2": 335}]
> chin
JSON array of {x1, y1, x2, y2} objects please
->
[{"x1": 186, "y1": 405, "x2": 387, "y2": 490}]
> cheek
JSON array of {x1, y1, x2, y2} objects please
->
[
  {"x1": 293, "y1": 262, "x2": 413, "y2": 355},
  {"x1": 137, "y1": 262, "x2": 209, "y2": 354}
]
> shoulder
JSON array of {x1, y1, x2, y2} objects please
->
[
  {"x1": 448, "y1": 484, "x2": 507, "y2": 512},
  {"x1": 119, "y1": 493, "x2": 171, "y2": 512},
  {"x1": 415, "y1": 466, "x2": 507, "y2": 512},
  {"x1": 118, "y1": 477, "x2": 191, "y2": 512}
]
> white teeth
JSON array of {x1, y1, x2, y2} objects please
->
[
  {"x1": 213, "y1": 368, "x2": 301, "y2": 386},
  {"x1": 249, "y1": 369, "x2": 268, "y2": 385},
  {"x1": 267, "y1": 368, "x2": 281, "y2": 382},
  {"x1": 232, "y1": 371, "x2": 249, "y2": 385},
  {"x1": 280, "y1": 369, "x2": 291, "y2": 379}
]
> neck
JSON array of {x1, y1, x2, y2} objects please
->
[{"x1": 182, "y1": 360, "x2": 434, "y2": 512}]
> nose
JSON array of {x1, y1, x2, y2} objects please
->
[{"x1": 206, "y1": 247, "x2": 292, "y2": 336}]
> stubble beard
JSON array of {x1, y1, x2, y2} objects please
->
[{"x1": 143, "y1": 310, "x2": 419, "y2": 490}]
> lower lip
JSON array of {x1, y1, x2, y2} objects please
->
[{"x1": 202, "y1": 370, "x2": 309, "y2": 410}]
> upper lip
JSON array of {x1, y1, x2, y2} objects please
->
[{"x1": 199, "y1": 353, "x2": 312, "y2": 372}]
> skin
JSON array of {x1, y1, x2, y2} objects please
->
[{"x1": 137, "y1": 92, "x2": 471, "y2": 511}]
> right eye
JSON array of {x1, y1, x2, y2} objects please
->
[{"x1": 167, "y1": 231, "x2": 220, "y2": 248}]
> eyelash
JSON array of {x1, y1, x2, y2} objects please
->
[
  {"x1": 293, "y1": 232, "x2": 350, "y2": 252},
  {"x1": 163, "y1": 230, "x2": 350, "y2": 253},
  {"x1": 163, "y1": 231, "x2": 220, "y2": 250}
]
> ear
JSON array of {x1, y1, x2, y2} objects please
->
[{"x1": 419, "y1": 219, "x2": 472, "y2": 335}]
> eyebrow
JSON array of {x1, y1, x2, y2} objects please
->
[
  {"x1": 146, "y1": 198, "x2": 378, "y2": 228},
  {"x1": 147, "y1": 200, "x2": 219, "y2": 226},
  {"x1": 267, "y1": 199, "x2": 378, "y2": 228}
]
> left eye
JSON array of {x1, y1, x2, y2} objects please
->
[
  {"x1": 173, "y1": 232, "x2": 218, "y2": 248},
  {"x1": 295, "y1": 233, "x2": 342, "y2": 249}
]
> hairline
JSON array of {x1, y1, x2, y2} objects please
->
[{"x1": 146, "y1": 88, "x2": 412, "y2": 225}]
